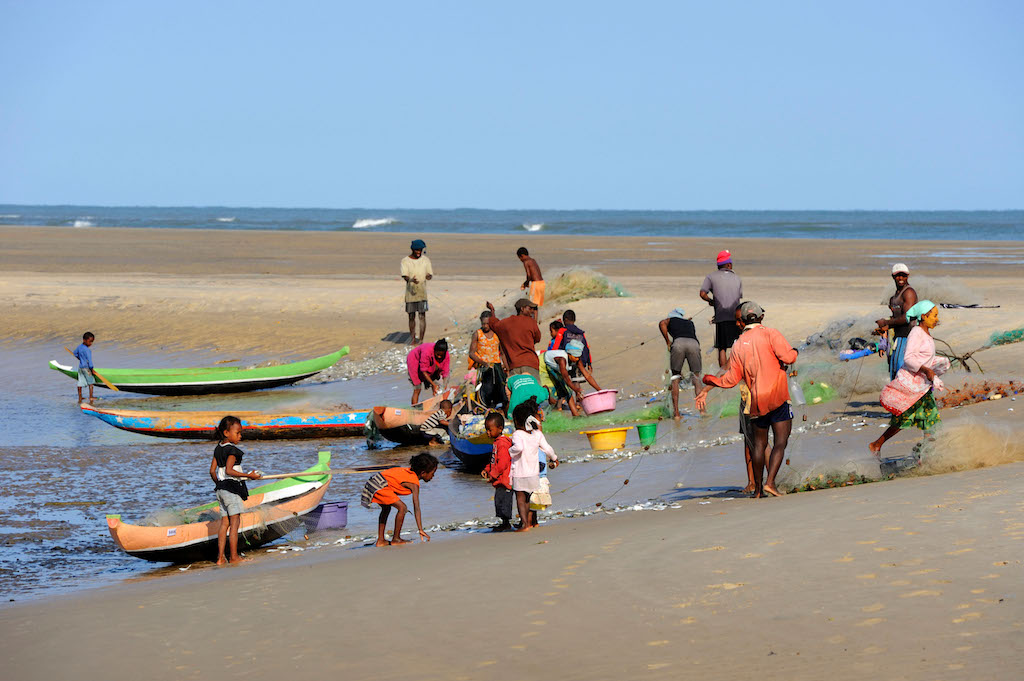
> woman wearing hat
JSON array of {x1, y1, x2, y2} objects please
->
[
  {"x1": 401, "y1": 239, "x2": 433, "y2": 344},
  {"x1": 874, "y1": 263, "x2": 918, "y2": 380}
]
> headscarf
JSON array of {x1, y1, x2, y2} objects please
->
[
  {"x1": 906, "y1": 299, "x2": 936, "y2": 321},
  {"x1": 668, "y1": 308, "x2": 686, "y2": 319}
]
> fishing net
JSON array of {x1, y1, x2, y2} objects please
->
[
  {"x1": 541, "y1": 404, "x2": 670, "y2": 434},
  {"x1": 546, "y1": 266, "x2": 631, "y2": 304},
  {"x1": 988, "y1": 327, "x2": 1024, "y2": 347},
  {"x1": 912, "y1": 419, "x2": 1024, "y2": 475}
]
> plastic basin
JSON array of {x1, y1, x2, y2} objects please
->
[
  {"x1": 303, "y1": 501, "x2": 348, "y2": 532},
  {"x1": 636, "y1": 422, "x2": 658, "y2": 447},
  {"x1": 580, "y1": 389, "x2": 618, "y2": 415},
  {"x1": 580, "y1": 426, "x2": 632, "y2": 451}
]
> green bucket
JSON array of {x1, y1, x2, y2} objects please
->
[{"x1": 636, "y1": 422, "x2": 658, "y2": 447}]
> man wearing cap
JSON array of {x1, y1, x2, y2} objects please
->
[
  {"x1": 401, "y1": 239, "x2": 433, "y2": 344},
  {"x1": 658, "y1": 308, "x2": 702, "y2": 419},
  {"x1": 486, "y1": 298, "x2": 542, "y2": 378},
  {"x1": 874, "y1": 264, "x2": 918, "y2": 380},
  {"x1": 699, "y1": 250, "x2": 743, "y2": 368},
  {"x1": 696, "y1": 301, "x2": 798, "y2": 498},
  {"x1": 544, "y1": 339, "x2": 601, "y2": 417}
]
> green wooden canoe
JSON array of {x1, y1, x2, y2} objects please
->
[{"x1": 50, "y1": 346, "x2": 348, "y2": 396}]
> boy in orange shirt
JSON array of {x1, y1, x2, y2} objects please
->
[
  {"x1": 481, "y1": 412, "x2": 514, "y2": 531},
  {"x1": 361, "y1": 453, "x2": 438, "y2": 546}
]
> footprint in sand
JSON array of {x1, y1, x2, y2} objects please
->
[
  {"x1": 857, "y1": 618, "x2": 886, "y2": 627},
  {"x1": 861, "y1": 603, "x2": 885, "y2": 612},
  {"x1": 856, "y1": 574, "x2": 877, "y2": 580},
  {"x1": 900, "y1": 590, "x2": 942, "y2": 598}
]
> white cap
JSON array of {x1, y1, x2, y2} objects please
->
[{"x1": 891, "y1": 263, "x2": 910, "y2": 275}]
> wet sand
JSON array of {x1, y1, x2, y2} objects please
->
[
  {"x1": 2, "y1": 225, "x2": 1023, "y2": 678},
  {"x1": 1, "y1": 461, "x2": 1021, "y2": 681}
]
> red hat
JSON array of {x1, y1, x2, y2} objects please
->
[{"x1": 716, "y1": 250, "x2": 732, "y2": 265}]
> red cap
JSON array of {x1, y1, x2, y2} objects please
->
[{"x1": 716, "y1": 250, "x2": 732, "y2": 265}]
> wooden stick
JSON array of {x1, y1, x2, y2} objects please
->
[
  {"x1": 258, "y1": 464, "x2": 391, "y2": 480},
  {"x1": 65, "y1": 347, "x2": 119, "y2": 391}
]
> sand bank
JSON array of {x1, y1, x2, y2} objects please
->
[{"x1": 1, "y1": 461, "x2": 1021, "y2": 680}]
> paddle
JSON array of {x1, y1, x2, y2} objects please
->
[
  {"x1": 64, "y1": 347, "x2": 119, "y2": 391},
  {"x1": 258, "y1": 464, "x2": 392, "y2": 480}
]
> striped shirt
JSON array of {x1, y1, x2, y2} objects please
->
[{"x1": 419, "y1": 409, "x2": 447, "y2": 432}]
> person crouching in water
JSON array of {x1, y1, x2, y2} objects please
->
[
  {"x1": 509, "y1": 398, "x2": 558, "y2": 531},
  {"x1": 209, "y1": 415, "x2": 262, "y2": 565},
  {"x1": 544, "y1": 339, "x2": 601, "y2": 416},
  {"x1": 362, "y1": 453, "x2": 438, "y2": 546},
  {"x1": 695, "y1": 301, "x2": 798, "y2": 498},
  {"x1": 419, "y1": 399, "x2": 454, "y2": 446},
  {"x1": 482, "y1": 412, "x2": 514, "y2": 531}
]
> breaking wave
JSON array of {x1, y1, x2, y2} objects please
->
[
  {"x1": 216, "y1": 216, "x2": 237, "y2": 223},
  {"x1": 522, "y1": 223, "x2": 544, "y2": 232},
  {"x1": 352, "y1": 217, "x2": 399, "y2": 229},
  {"x1": 72, "y1": 220, "x2": 95, "y2": 228}
]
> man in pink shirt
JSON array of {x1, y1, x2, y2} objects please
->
[
  {"x1": 406, "y1": 339, "x2": 451, "y2": 405},
  {"x1": 696, "y1": 301, "x2": 798, "y2": 498}
]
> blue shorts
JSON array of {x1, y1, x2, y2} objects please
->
[{"x1": 752, "y1": 403, "x2": 793, "y2": 429}]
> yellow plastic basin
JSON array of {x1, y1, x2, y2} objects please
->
[{"x1": 579, "y1": 426, "x2": 632, "y2": 451}]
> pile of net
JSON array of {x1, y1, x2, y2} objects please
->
[{"x1": 547, "y1": 266, "x2": 630, "y2": 303}]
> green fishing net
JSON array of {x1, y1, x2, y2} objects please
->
[
  {"x1": 541, "y1": 404, "x2": 670, "y2": 433},
  {"x1": 547, "y1": 266, "x2": 631, "y2": 303},
  {"x1": 988, "y1": 327, "x2": 1024, "y2": 347}
]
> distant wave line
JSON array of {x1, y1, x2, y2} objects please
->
[{"x1": 352, "y1": 217, "x2": 400, "y2": 229}]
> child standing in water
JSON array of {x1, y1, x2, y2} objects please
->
[
  {"x1": 209, "y1": 416, "x2": 262, "y2": 565},
  {"x1": 482, "y1": 412, "x2": 514, "y2": 532},
  {"x1": 73, "y1": 332, "x2": 96, "y2": 403},
  {"x1": 509, "y1": 398, "x2": 558, "y2": 532},
  {"x1": 362, "y1": 453, "x2": 438, "y2": 546}
]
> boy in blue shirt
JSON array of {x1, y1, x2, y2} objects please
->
[{"x1": 74, "y1": 332, "x2": 96, "y2": 403}]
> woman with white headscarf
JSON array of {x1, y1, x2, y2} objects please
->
[{"x1": 870, "y1": 300, "x2": 950, "y2": 456}]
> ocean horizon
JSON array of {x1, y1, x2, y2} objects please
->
[{"x1": 1, "y1": 205, "x2": 1022, "y2": 241}]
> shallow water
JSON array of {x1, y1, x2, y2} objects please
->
[{"x1": 0, "y1": 340, "x2": 905, "y2": 602}]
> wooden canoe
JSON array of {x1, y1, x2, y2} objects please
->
[
  {"x1": 81, "y1": 403, "x2": 369, "y2": 440},
  {"x1": 50, "y1": 347, "x2": 348, "y2": 396},
  {"x1": 447, "y1": 421, "x2": 496, "y2": 472},
  {"x1": 106, "y1": 451, "x2": 332, "y2": 563},
  {"x1": 369, "y1": 387, "x2": 462, "y2": 446}
]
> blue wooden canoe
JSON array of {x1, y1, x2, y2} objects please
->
[{"x1": 81, "y1": 403, "x2": 370, "y2": 440}]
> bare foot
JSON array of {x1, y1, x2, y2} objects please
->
[
  {"x1": 742, "y1": 484, "x2": 755, "y2": 494},
  {"x1": 763, "y1": 483, "x2": 784, "y2": 497},
  {"x1": 673, "y1": 412, "x2": 682, "y2": 421},
  {"x1": 390, "y1": 537, "x2": 411, "y2": 545},
  {"x1": 227, "y1": 556, "x2": 251, "y2": 565},
  {"x1": 216, "y1": 557, "x2": 227, "y2": 566},
  {"x1": 515, "y1": 525, "x2": 533, "y2": 533},
  {"x1": 869, "y1": 440, "x2": 883, "y2": 458},
  {"x1": 374, "y1": 539, "x2": 391, "y2": 547},
  {"x1": 427, "y1": 440, "x2": 445, "y2": 448}
]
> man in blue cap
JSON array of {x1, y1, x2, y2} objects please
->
[{"x1": 401, "y1": 239, "x2": 433, "y2": 344}]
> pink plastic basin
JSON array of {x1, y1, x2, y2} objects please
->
[{"x1": 580, "y1": 389, "x2": 618, "y2": 415}]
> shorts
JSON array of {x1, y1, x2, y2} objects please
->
[
  {"x1": 409, "y1": 368, "x2": 441, "y2": 388},
  {"x1": 509, "y1": 366, "x2": 540, "y2": 379},
  {"x1": 422, "y1": 426, "x2": 448, "y2": 442},
  {"x1": 714, "y1": 321, "x2": 741, "y2": 350},
  {"x1": 77, "y1": 368, "x2": 95, "y2": 387},
  {"x1": 493, "y1": 486, "x2": 513, "y2": 520},
  {"x1": 406, "y1": 300, "x2": 428, "y2": 314},
  {"x1": 669, "y1": 337, "x2": 702, "y2": 377},
  {"x1": 216, "y1": 489, "x2": 246, "y2": 517},
  {"x1": 751, "y1": 403, "x2": 794, "y2": 429},
  {"x1": 512, "y1": 475, "x2": 540, "y2": 493},
  {"x1": 528, "y1": 280, "x2": 546, "y2": 307}
]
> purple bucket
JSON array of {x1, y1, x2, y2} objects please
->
[{"x1": 303, "y1": 501, "x2": 348, "y2": 532}]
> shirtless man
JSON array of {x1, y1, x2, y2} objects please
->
[
  {"x1": 517, "y1": 247, "x2": 545, "y2": 309},
  {"x1": 874, "y1": 263, "x2": 918, "y2": 379}
]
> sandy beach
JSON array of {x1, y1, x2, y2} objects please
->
[{"x1": 1, "y1": 226, "x2": 1023, "y2": 679}]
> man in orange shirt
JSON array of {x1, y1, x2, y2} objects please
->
[{"x1": 696, "y1": 301, "x2": 798, "y2": 498}]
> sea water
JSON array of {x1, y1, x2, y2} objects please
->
[{"x1": 1, "y1": 205, "x2": 1022, "y2": 241}]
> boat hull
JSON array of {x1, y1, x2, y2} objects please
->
[
  {"x1": 448, "y1": 422, "x2": 495, "y2": 472},
  {"x1": 107, "y1": 453, "x2": 331, "y2": 563},
  {"x1": 370, "y1": 388, "x2": 461, "y2": 446},
  {"x1": 49, "y1": 347, "x2": 348, "y2": 396},
  {"x1": 81, "y1": 404, "x2": 369, "y2": 440}
]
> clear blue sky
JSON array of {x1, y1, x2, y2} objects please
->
[{"x1": 1, "y1": 1, "x2": 1021, "y2": 209}]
